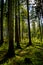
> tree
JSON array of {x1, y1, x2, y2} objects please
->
[
  {"x1": 38, "y1": 14, "x2": 42, "y2": 41},
  {"x1": 15, "y1": 0, "x2": 21, "y2": 49},
  {"x1": 7, "y1": 0, "x2": 15, "y2": 58},
  {"x1": 22, "y1": 17, "x2": 24, "y2": 39},
  {"x1": 0, "y1": 0, "x2": 4, "y2": 46},
  {"x1": 35, "y1": 0, "x2": 42, "y2": 41},
  {"x1": 18, "y1": 0, "x2": 21, "y2": 41},
  {"x1": 26, "y1": 0, "x2": 32, "y2": 45},
  {"x1": 0, "y1": 0, "x2": 15, "y2": 63},
  {"x1": 30, "y1": 5, "x2": 37, "y2": 38}
]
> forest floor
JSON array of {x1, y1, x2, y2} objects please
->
[{"x1": 0, "y1": 39, "x2": 43, "y2": 65}]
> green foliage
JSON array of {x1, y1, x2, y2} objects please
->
[
  {"x1": 20, "y1": 39, "x2": 29, "y2": 48},
  {"x1": 0, "y1": 40, "x2": 43, "y2": 65}
]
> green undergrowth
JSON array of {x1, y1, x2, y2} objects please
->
[{"x1": 0, "y1": 38, "x2": 43, "y2": 65}]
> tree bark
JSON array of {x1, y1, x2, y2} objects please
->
[
  {"x1": 7, "y1": 0, "x2": 15, "y2": 57},
  {"x1": 18, "y1": 0, "x2": 21, "y2": 42},
  {"x1": 26, "y1": 0, "x2": 32, "y2": 45},
  {"x1": 38, "y1": 14, "x2": 42, "y2": 41},
  {"x1": 22, "y1": 19, "x2": 24, "y2": 39},
  {"x1": 0, "y1": 0, "x2": 4, "y2": 46},
  {"x1": 15, "y1": 0, "x2": 21, "y2": 49},
  {"x1": 0, "y1": 0, "x2": 15, "y2": 64}
]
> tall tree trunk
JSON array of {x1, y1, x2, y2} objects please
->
[
  {"x1": 40, "y1": 14, "x2": 42, "y2": 41},
  {"x1": 38, "y1": 13, "x2": 42, "y2": 41},
  {"x1": 32, "y1": 21, "x2": 36, "y2": 37},
  {"x1": 7, "y1": 0, "x2": 15, "y2": 57},
  {"x1": 15, "y1": 0, "x2": 21, "y2": 49},
  {"x1": 15, "y1": 0, "x2": 18, "y2": 43},
  {"x1": 0, "y1": 0, "x2": 15, "y2": 63},
  {"x1": 0, "y1": 18, "x2": 1, "y2": 44},
  {"x1": 22, "y1": 19, "x2": 24, "y2": 39},
  {"x1": 26, "y1": 0, "x2": 32, "y2": 45},
  {"x1": 0, "y1": 0, "x2": 4, "y2": 46},
  {"x1": 18, "y1": 0, "x2": 21, "y2": 42}
]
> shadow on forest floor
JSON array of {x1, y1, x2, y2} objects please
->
[{"x1": 0, "y1": 40, "x2": 43, "y2": 65}]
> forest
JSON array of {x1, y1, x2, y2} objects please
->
[{"x1": 0, "y1": 0, "x2": 43, "y2": 65}]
